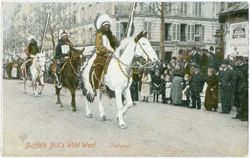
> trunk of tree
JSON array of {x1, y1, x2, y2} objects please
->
[
  {"x1": 160, "y1": 2, "x2": 165, "y2": 61},
  {"x1": 49, "y1": 24, "x2": 56, "y2": 57}
]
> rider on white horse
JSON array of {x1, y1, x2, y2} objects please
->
[
  {"x1": 24, "y1": 35, "x2": 40, "y2": 79},
  {"x1": 92, "y1": 14, "x2": 119, "y2": 90}
]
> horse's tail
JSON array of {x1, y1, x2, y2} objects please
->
[{"x1": 80, "y1": 54, "x2": 97, "y2": 102}]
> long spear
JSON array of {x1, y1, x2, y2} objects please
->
[
  {"x1": 40, "y1": 11, "x2": 51, "y2": 53},
  {"x1": 125, "y1": 2, "x2": 137, "y2": 37}
]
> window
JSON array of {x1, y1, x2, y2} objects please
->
[
  {"x1": 187, "y1": 25, "x2": 195, "y2": 41},
  {"x1": 180, "y1": 2, "x2": 187, "y2": 14},
  {"x1": 172, "y1": 24, "x2": 180, "y2": 41},
  {"x1": 194, "y1": 25, "x2": 204, "y2": 42},
  {"x1": 144, "y1": 22, "x2": 151, "y2": 39},
  {"x1": 165, "y1": 23, "x2": 172, "y2": 41},
  {"x1": 166, "y1": 3, "x2": 172, "y2": 14},
  {"x1": 180, "y1": 24, "x2": 187, "y2": 41},
  {"x1": 116, "y1": 22, "x2": 128, "y2": 39},
  {"x1": 194, "y1": 2, "x2": 202, "y2": 16}
]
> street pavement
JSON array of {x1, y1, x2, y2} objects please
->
[{"x1": 2, "y1": 79, "x2": 248, "y2": 157}]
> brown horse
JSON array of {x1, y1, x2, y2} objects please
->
[{"x1": 51, "y1": 48, "x2": 84, "y2": 112}]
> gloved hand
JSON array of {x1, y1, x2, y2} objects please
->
[
  {"x1": 56, "y1": 59, "x2": 60, "y2": 64},
  {"x1": 107, "y1": 50, "x2": 114, "y2": 56}
]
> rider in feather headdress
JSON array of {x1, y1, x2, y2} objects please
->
[{"x1": 92, "y1": 14, "x2": 119, "y2": 90}]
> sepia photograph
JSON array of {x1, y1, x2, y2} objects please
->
[{"x1": 1, "y1": 1, "x2": 249, "y2": 157}]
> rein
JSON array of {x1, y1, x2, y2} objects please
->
[
  {"x1": 111, "y1": 40, "x2": 156, "y2": 74},
  {"x1": 69, "y1": 55, "x2": 80, "y2": 77}
]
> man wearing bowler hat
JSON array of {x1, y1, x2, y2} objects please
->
[{"x1": 218, "y1": 59, "x2": 234, "y2": 114}]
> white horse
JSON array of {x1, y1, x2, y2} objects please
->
[
  {"x1": 81, "y1": 31, "x2": 159, "y2": 129},
  {"x1": 22, "y1": 53, "x2": 46, "y2": 96}
]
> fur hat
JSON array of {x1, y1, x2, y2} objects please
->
[
  {"x1": 95, "y1": 14, "x2": 112, "y2": 30},
  {"x1": 61, "y1": 31, "x2": 68, "y2": 36},
  {"x1": 28, "y1": 35, "x2": 35, "y2": 41}
]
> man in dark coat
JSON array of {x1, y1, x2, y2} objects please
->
[
  {"x1": 218, "y1": 60, "x2": 234, "y2": 114},
  {"x1": 130, "y1": 67, "x2": 141, "y2": 105},
  {"x1": 55, "y1": 31, "x2": 74, "y2": 86},
  {"x1": 232, "y1": 56, "x2": 248, "y2": 120},
  {"x1": 191, "y1": 46, "x2": 201, "y2": 67},
  {"x1": 207, "y1": 46, "x2": 217, "y2": 71},
  {"x1": 189, "y1": 65, "x2": 204, "y2": 109}
]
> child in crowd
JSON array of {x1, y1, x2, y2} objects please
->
[
  {"x1": 152, "y1": 70, "x2": 161, "y2": 102},
  {"x1": 162, "y1": 74, "x2": 172, "y2": 104},
  {"x1": 182, "y1": 74, "x2": 190, "y2": 107},
  {"x1": 140, "y1": 70, "x2": 151, "y2": 102}
]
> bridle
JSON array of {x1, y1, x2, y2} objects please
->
[{"x1": 112, "y1": 39, "x2": 157, "y2": 78}]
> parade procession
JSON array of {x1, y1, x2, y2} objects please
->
[{"x1": 1, "y1": 1, "x2": 249, "y2": 157}]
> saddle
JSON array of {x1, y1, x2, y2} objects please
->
[{"x1": 89, "y1": 55, "x2": 111, "y2": 90}]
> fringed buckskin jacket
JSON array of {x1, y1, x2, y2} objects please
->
[{"x1": 95, "y1": 30, "x2": 119, "y2": 56}]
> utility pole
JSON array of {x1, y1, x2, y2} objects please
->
[{"x1": 160, "y1": 2, "x2": 165, "y2": 61}]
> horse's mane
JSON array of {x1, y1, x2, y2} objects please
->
[{"x1": 114, "y1": 37, "x2": 132, "y2": 57}]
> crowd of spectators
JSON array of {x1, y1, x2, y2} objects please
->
[{"x1": 130, "y1": 46, "x2": 248, "y2": 121}]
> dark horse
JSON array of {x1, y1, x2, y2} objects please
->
[{"x1": 51, "y1": 48, "x2": 84, "y2": 112}]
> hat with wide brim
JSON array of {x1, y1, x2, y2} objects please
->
[{"x1": 96, "y1": 14, "x2": 112, "y2": 30}]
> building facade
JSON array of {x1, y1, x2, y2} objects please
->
[
  {"x1": 9, "y1": 2, "x2": 221, "y2": 60},
  {"x1": 218, "y1": 2, "x2": 248, "y2": 58}
]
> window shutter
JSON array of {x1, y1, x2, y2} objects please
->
[
  {"x1": 116, "y1": 23, "x2": 120, "y2": 39},
  {"x1": 177, "y1": 24, "x2": 180, "y2": 41},
  {"x1": 187, "y1": 25, "x2": 190, "y2": 41},
  {"x1": 148, "y1": 22, "x2": 151, "y2": 40},
  {"x1": 191, "y1": 25, "x2": 195, "y2": 41},
  {"x1": 173, "y1": 24, "x2": 176, "y2": 41},
  {"x1": 202, "y1": 25, "x2": 205, "y2": 41}
]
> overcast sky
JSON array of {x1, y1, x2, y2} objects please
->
[{"x1": 2, "y1": 2, "x2": 18, "y2": 32}]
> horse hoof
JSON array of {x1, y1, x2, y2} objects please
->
[
  {"x1": 119, "y1": 124, "x2": 127, "y2": 129},
  {"x1": 58, "y1": 104, "x2": 63, "y2": 107},
  {"x1": 38, "y1": 92, "x2": 42, "y2": 95},
  {"x1": 56, "y1": 101, "x2": 61, "y2": 104},
  {"x1": 101, "y1": 116, "x2": 106, "y2": 121},
  {"x1": 71, "y1": 108, "x2": 77, "y2": 112},
  {"x1": 86, "y1": 113, "x2": 93, "y2": 118}
]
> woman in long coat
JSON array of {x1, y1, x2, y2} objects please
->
[
  {"x1": 171, "y1": 64, "x2": 184, "y2": 105},
  {"x1": 140, "y1": 70, "x2": 151, "y2": 102},
  {"x1": 204, "y1": 68, "x2": 219, "y2": 111}
]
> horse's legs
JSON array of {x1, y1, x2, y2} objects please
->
[
  {"x1": 97, "y1": 90, "x2": 106, "y2": 121},
  {"x1": 23, "y1": 77, "x2": 27, "y2": 94},
  {"x1": 69, "y1": 87, "x2": 76, "y2": 112},
  {"x1": 31, "y1": 78, "x2": 38, "y2": 96},
  {"x1": 121, "y1": 88, "x2": 134, "y2": 116},
  {"x1": 55, "y1": 86, "x2": 63, "y2": 107},
  {"x1": 38, "y1": 75, "x2": 45, "y2": 95},
  {"x1": 115, "y1": 88, "x2": 127, "y2": 129},
  {"x1": 85, "y1": 97, "x2": 93, "y2": 118}
]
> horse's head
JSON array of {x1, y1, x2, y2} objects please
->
[
  {"x1": 69, "y1": 47, "x2": 85, "y2": 66},
  {"x1": 35, "y1": 53, "x2": 46, "y2": 72},
  {"x1": 134, "y1": 31, "x2": 159, "y2": 66}
]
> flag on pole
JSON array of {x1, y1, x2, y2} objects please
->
[
  {"x1": 40, "y1": 11, "x2": 51, "y2": 53},
  {"x1": 125, "y1": 2, "x2": 137, "y2": 38}
]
